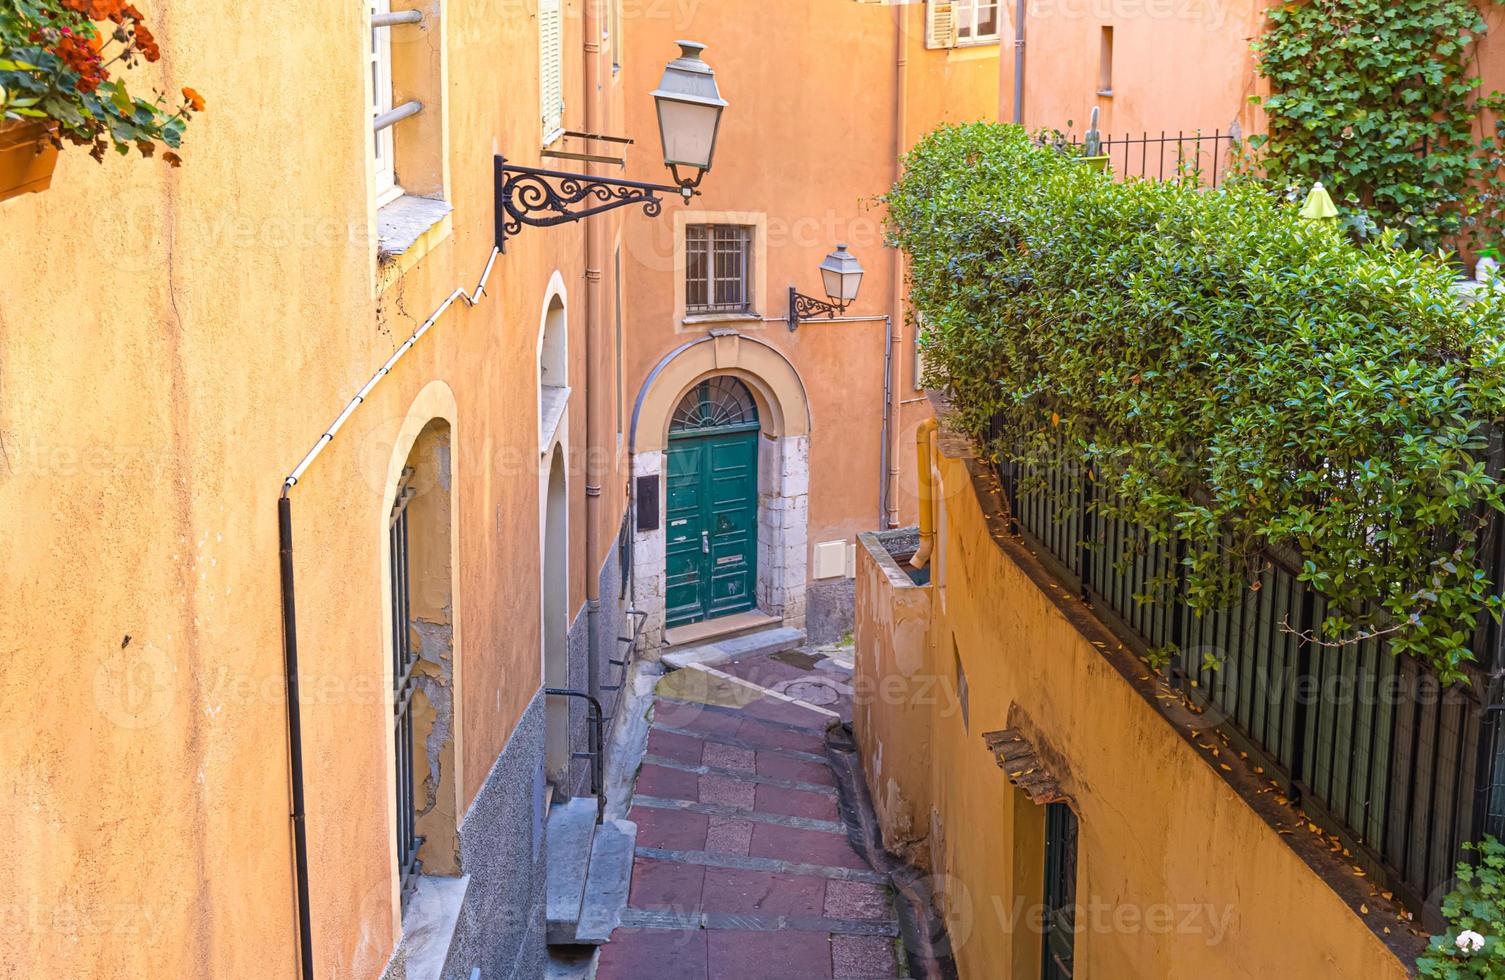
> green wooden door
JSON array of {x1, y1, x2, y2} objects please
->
[{"x1": 664, "y1": 378, "x2": 761, "y2": 628}]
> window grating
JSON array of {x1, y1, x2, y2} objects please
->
[
  {"x1": 1042, "y1": 802, "x2": 1078, "y2": 978},
  {"x1": 390, "y1": 469, "x2": 423, "y2": 912},
  {"x1": 686, "y1": 225, "x2": 754, "y2": 315}
]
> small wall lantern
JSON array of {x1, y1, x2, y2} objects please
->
[{"x1": 789, "y1": 245, "x2": 865, "y2": 331}]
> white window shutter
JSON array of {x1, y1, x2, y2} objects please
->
[
  {"x1": 925, "y1": 0, "x2": 957, "y2": 50},
  {"x1": 539, "y1": 0, "x2": 564, "y2": 141}
]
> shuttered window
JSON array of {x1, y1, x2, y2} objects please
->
[
  {"x1": 540, "y1": 0, "x2": 565, "y2": 143},
  {"x1": 927, "y1": 0, "x2": 1001, "y2": 48},
  {"x1": 925, "y1": 0, "x2": 955, "y2": 49}
]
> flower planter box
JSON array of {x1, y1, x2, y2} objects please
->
[{"x1": 0, "y1": 119, "x2": 60, "y2": 203}]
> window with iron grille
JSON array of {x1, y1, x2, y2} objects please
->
[
  {"x1": 390, "y1": 470, "x2": 423, "y2": 912},
  {"x1": 1042, "y1": 802, "x2": 1079, "y2": 979},
  {"x1": 685, "y1": 225, "x2": 755, "y2": 315}
]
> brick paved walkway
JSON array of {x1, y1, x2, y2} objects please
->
[{"x1": 596, "y1": 649, "x2": 902, "y2": 980}]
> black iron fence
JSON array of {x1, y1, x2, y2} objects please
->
[
  {"x1": 988, "y1": 416, "x2": 1505, "y2": 923},
  {"x1": 1066, "y1": 131, "x2": 1247, "y2": 186}
]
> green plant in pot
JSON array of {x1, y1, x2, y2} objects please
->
[
  {"x1": 0, "y1": 0, "x2": 205, "y2": 201},
  {"x1": 1079, "y1": 105, "x2": 1109, "y2": 172}
]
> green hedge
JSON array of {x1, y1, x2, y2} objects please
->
[{"x1": 887, "y1": 123, "x2": 1505, "y2": 680}]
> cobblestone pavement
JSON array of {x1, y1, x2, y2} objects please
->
[{"x1": 595, "y1": 647, "x2": 902, "y2": 980}]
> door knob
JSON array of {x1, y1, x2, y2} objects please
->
[{"x1": 701, "y1": 530, "x2": 710, "y2": 554}]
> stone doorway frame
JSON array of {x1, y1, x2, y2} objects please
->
[{"x1": 629, "y1": 331, "x2": 812, "y2": 652}]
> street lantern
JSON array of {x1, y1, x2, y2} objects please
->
[
  {"x1": 493, "y1": 40, "x2": 728, "y2": 250},
  {"x1": 819, "y1": 244, "x2": 864, "y2": 306},
  {"x1": 790, "y1": 245, "x2": 867, "y2": 331},
  {"x1": 652, "y1": 41, "x2": 728, "y2": 197}
]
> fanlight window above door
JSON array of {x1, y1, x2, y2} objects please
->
[{"x1": 670, "y1": 377, "x2": 759, "y2": 433}]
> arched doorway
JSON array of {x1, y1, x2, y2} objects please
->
[
  {"x1": 543, "y1": 448, "x2": 570, "y2": 787},
  {"x1": 665, "y1": 377, "x2": 761, "y2": 628},
  {"x1": 629, "y1": 331, "x2": 811, "y2": 650}
]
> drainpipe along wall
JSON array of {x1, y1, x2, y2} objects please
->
[
  {"x1": 887, "y1": 2, "x2": 909, "y2": 530},
  {"x1": 583, "y1": 0, "x2": 605, "y2": 712},
  {"x1": 1012, "y1": 0, "x2": 1026, "y2": 124}
]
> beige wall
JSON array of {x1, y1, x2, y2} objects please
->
[
  {"x1": 852, "y1": 441, "x2": 1413, "y2": 978},
  {"x1": 0, "y1": 0, "x2": 606, "y2": 975}
]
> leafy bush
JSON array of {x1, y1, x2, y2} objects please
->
[
  {"x1": 886, "y1": 123, "x2": 1505, "y2": 680},
  {"x1": 0, "y1": 0, "x2": 203, "y2": 164},
  {"x1": 1418, "y1": 837, "x2": 1505, "y2": 977},
  {"x1": 1251, "y1": 0, "x2": 1503, "y2": 253}
]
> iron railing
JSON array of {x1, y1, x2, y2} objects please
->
[
  {"x1": 1067, "y1": 130, "x2": 1247, "y2": 187},
  {"x1": 988, "y1": 416, "x2": 1505, "y2": 923},
  {"x1": 389, "y1": 472, "x2": 424, "y2": 911}
]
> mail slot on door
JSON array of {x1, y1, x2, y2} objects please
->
[{"x1": 716, "y1": 556, "x2": 740, "y2": 566}]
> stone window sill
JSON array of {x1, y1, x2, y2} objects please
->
[
  {"x1": 378, "y1": 194, "x2": 454, "y2": 283},
  {"x1": 950, "y1": 41, "x2": 1002, "y2": 62},
  {"x1": 681, "y1": 312, "x2": 763, "y2": 329},
  {"x1": 399, "y1": 874, "x2": 470, "y2": 980}
]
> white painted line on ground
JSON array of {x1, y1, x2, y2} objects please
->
[{"x1": 684, "y1": 663, "x2": 842, "y2": 719}]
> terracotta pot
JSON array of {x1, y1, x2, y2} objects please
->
[{"x1": 0, "y1": 118, "x2": 60, "y2": 203}]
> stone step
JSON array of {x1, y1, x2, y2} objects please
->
[
  {"x1": 573, "y1": 818, "x2": 639, "y2": 945},
  {"x1": 545, "y1": 798, "x2": 599, "y2": 944},
  {"x1": 662, "y1": 626, "x2": 807, "y2": 671},
  {"x1": 543, "y1": 947, "x2": 598, "y2": 980},
  {"x1": 663, "y1": 610, "x2": 782, "y2": 649}
]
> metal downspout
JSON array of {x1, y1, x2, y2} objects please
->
[
  {"x1": 583, "y1": 0, "x2": 606, "y2": 713},
  {"x1": 1013, "y1": 0, "x2": 1026, "y2": 124},
  {"x1": 888, "y1": 3, "x2": 909, "y2": 529},
  {"x1": 911, "y1": 419, "x2": 938, "y2": 570},
  {"x1": 278, "y1": 493, "x2": 315, "y2": 980},
  {"x1": 879, "y1": 316, "x2": 893, "y2": 529}
]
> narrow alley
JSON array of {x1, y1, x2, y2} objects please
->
[{"x1": 594, "y1": 646, "x2": 907, "y2": 980}]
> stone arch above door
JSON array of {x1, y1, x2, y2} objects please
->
[{"x1": 631, "y1": 332, "x2": 811, "y2": 454}]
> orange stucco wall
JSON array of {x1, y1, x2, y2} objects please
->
[
  {"x1": 619, "y1": 0, "x2": 1000, "y2": 546},
  {"x1": 852, "y1": 441, "x2": 1412, "y2": 978},
  {"x1": 1002, "y1": 0, "x2": 1505, "y2": 158},
  {"x1": 0, "y1": 0, "x2": 609, "y2": 975}
]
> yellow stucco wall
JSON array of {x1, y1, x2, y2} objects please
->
[
  {"x1": 853, "y1": 442, "x2": 1413, "y2": 978},
  {"x1": 0, "y1": 1, "x2": 607, "y2": 976}
]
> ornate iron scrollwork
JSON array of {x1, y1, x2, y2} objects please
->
[
  {"x1": 494, "y1": 156, "x2": 691, "y2": 249},
  {"x1": 787, "y1": 285, "x2": 851, "y2": 332}
]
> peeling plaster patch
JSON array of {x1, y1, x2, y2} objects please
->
[
  {"x1": 433, "y1": 436, "x2": 453, "y2": 491},
  {"x1": 411, "y1": 614, "x2": 455, "y2": 820}
]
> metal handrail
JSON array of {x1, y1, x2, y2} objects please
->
[{"x1": 545, "y1": 688, "x2": 606, "y2": 822}]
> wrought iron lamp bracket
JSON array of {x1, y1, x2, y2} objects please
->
[
  {"x1": 494, "y1": 155, "x2": 697, "y2": 250},
  {"x1": 787, "y1": 286, "x2": 851, "y2": 332}
]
